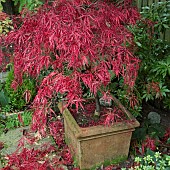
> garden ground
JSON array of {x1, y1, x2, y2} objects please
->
[{"x1": 0, "y1": 103, "x2": 169, "y2": 170}]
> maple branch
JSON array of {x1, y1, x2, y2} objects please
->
[{"x1": 94, "y1": 93, "x2": 100, "y2": 117}]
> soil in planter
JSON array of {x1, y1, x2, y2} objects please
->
[{"x1": 69, "y1": 100, "x2": 128, "y2": 128}]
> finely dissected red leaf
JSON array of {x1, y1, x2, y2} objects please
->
[
  {"x1": 2, "y1": 146, "x2": 56, "y2": 170},
  {"x1": 49, "y1": 120, "x2": 64, "y2": 148},
  {"x1": 104, "y1": 108, "x2": 124, "y2": 126},
  {"x1": 141, "y1": 137, "x2": 157, "y2": 155}
]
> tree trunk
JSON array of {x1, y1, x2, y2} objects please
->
[
  {"x1": 2, "y1": 0, "x2": 14, "y2": 15},
  {"x1": 94, "y1": 93, "x2": 100, "y2": 117}
]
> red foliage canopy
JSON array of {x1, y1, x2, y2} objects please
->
[{"x1": 3, "y1": 0, "x2": 140, "y2": 134}]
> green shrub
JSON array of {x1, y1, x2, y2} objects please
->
[
  {"x1": 4, "y1": 67, "x2": 37, "y2": 111},
  {"x1": 13, "y1": 0, "x2": 44, "y2": 12},
  {"x1": 0, "y1": 0, "x2": 44, "y2": 13},
  {"x1": 140, "y1": 1, "x2": 170, "y2": 37},
  {"x1": 128, "y1": 1, "x2": 170, "y2": 110}
]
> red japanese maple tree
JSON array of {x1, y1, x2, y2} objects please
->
[{"x1": 3, "y1": 0, "x2": 140, "y2": 135}]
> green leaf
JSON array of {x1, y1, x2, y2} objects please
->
[
  {"x1": 163, "y1": 24, "x2": 169, "y2": 29},
  {"x1": 136, "y1": 41, "x2": 142, "y2": 47}
]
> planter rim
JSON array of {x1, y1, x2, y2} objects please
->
[{"x1": 58, "y1": 98, "x2": 140, "y2": 139}]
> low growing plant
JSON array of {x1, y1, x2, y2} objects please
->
[
  {"x1": 132, "y1": 120, "x2": 170, "y2": 156},
  {"x1": 133, "y1": 119, "x2": 165, "y2": 142},
  {"x1": 0, "y1": 111, "x2": 32, "y2": 133},
  {"x1": 5, "y1": 111, "x2": 32, "y2": 129},
  {"x1": 127, "y1": 150, "x2": 170, "y2": 170}
]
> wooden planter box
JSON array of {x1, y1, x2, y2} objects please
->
[{"x1": 58, "y1": 97, "x2": 140, "y2": 170}]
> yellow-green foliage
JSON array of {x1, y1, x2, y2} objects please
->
[{"x1": 0, "y1": 15, "x2": 13, "y2": 35}]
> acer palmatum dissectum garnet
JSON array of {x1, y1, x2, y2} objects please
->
[{"x1": 3, "y1": 0, "x2": 140, "y2": 135}]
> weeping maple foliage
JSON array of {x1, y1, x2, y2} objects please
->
[{"x1": 3, "y1": 0, "x2": 140, "y2": 134}]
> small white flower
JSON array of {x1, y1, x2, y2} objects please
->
[
  {"x1": 135, "y1": 157, "x2": 142, "y2": 163},
  {"x1": 155, "y1": 152, "x2": 161, "y2": 160}
]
